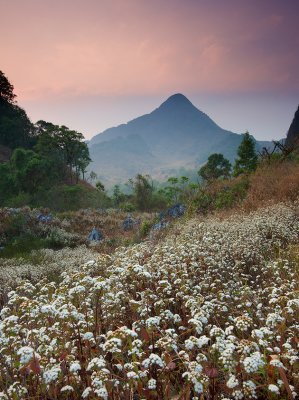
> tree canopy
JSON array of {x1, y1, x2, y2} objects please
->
[
  {"x1": 233, "y1": 132, "x2": 258, "y2": 176},
  {"x1": 198, "y1": 153, "x2": 231, "y2": 182},
  {"x1": 128, "y1": 174, "x2": 154, "y2": 211},
  {"x1": 0, "y1": 70, "x2": 35, "y2": 150},
  {"x1": 34, "y1": 120, "x2": 91, "y2": 183},
  {"x1": 0, "y1": 70, "x2": 16, "y2": 104}
]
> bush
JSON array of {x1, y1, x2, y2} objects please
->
[
  {"x1": 215, "y1": 179, "x2": 249, "y2": 209},
  {"x1": 139, "y1": 220, "x2": 152, "y2": 237},
  {"x1": 31, "y1": 185, "x2": 111, "y2": 211},
  {"x1": 0, "y1": 234, "x2": 48, "y2": 258},
  {"x1": 193, "y1": 190, "x2": 213, "y2": 214},
  {"x1": 119, "y1": 202, "x2": 136, "y2": 212},
  {"x1": 6, "y1": 192, "x2": 31, "y2": 207}
]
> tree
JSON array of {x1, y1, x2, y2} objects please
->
[
  {"x1": 34, "y1": 121, "x2": 91, "y2": 183},
  {"x1": 233, "y1": 132, "x2": 258, "y2": 176},
  {"x1": 0, "y1": 70, "x2": 16, "y2": 104},
  {"x1": 0, "y1": 71, "x2": 35, "y2": 150},
  {"x1": 199, "y1": 153, "x2": 231, "y2": 182},
  {"x1": 112, "y1": 185, "x2": 126, "y2": 207},
  {"x1": 129, "y1": 174, "x2": 154, "y2": 211}
]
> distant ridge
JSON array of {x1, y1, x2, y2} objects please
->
[{"x1": 88, "y1": 94, "x2": 272, "y2": 186}]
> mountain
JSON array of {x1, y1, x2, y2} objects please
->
[
  {"x1": 285, "y1": 105, "x2": 299, "y2": 148},
  {"x1": 88, "y1": 94, "x2": 271, "y2": 186}
]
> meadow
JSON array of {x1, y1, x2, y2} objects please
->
[{"x1": 0, "y1": 200, "x2": 298, "y2": 399}]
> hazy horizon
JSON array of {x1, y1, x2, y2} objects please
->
[{"x1": 1, "y1": 0, "x2": 298, "y2": 140}]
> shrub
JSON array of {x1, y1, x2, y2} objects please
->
[
  {"x1": 140, "y1": 220, "x2": 152, "y2": 237},
  {"x1": 192, "y1": 190, "x2": 213, "y2": 214},
  {"x1": 119, "y1": 202, "x2": 136, "y2": 212},
  {"x1": 214, "y1": 179, "x2": 249, "y2": 209}
]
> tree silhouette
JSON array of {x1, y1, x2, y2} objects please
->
[
  {"x1": 233, "y1": 132, "x2": 257, "y2": 176},
  {"x1": 0, "y1": 70, "x2": 16, "y2": 104},
  {"x1": 199, "y1": 153, "x2": 231, "y2": 182}
]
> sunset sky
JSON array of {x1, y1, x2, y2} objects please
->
[{"x1": 1, "y1": 0, "x2": 298, "y2": 140}]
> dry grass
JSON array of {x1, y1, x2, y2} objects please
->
[{"x1": 242, "y1": 160, "x2": 299, "y2": 211}]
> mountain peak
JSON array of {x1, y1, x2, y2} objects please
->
[{"x1": 158, "y1": 93, "x2": 195, "y2": 111}]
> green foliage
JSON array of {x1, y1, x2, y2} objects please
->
[
  {"x1": 193, "y1": 189, "x2": 213, "y2": 214},
  {"x1": 140, "y1": 220, "x2": 152, "y2": 237},
  {"x1": 0, "y1": 163, "x2": 17, "y2": 203},
  {"x1": 119, "y1": 202, "x2": 136, "y2": 212},
  {"x1": 0, "y1": 70, "x2": 16, "y2": 104},
  {"x1": 30, "y1": 185, "x2": 111, "y2": 212},
  {"x1": 233, "y1": 132, "x2": 258, "y2": 176},
  {"x1": 190, "y1": 177, "x2": 249, "y2": 214},
  {"x1": 158, "y1": 175, "x2": 192, "y2": 205},
  {"x1": 0, "y1": 70, "x2": 36, "y2": 150},
  {"x1": 149, "y1": 192, "x2": 168, "y2": 210},
  {"x1": 0, "y1": 101, "x2": 36, "y2": 150},
  {"x1": 214, "y1": 179, "x2": 249, "y2": 209},
  {"x1": 128, "y1": 174, "x2": 154, "y2": 211},
  {"x1": 199, "y1": 153, "x2": 231, "y2": 182},
  {"x1": 6, "y1": 192, "x2": 31, "y2": 208},
  {"x1": 0, "y1": 117, "x2": 92, "y2": 209},
  {"x1": 112, "y1": 185, "x2": 127, "y2": 207},
  {"x1": 0, "y1": 235, "x2": 49, "y2": 259},
  {"x1": 10, "y1": 148, "x2": 54, "y2": 194},
  {"x1": 34, "y1": 120, "x2": 91, "y2": 183}
]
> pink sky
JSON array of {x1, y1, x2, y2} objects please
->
[{"x1": 1, "y1": 0, "x2": 298, "y2": 139}]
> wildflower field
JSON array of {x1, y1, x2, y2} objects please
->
[{"x1": 0, "y1": 202, "x2": 298, "y2": 399}]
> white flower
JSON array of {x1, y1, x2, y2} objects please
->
[
  {"x1": 61, "y1": 385, "x2": 74, "y2": 392},
  {"x1": 82, "y1": 332, "x2": 94, "y2": 341},
  {"x1": 142, "y1": 353, "x2": 164, "y2": 369},
  {"x1": 268, "y1": 384, "x2": 280, "y2": 394},
  {"x1": 227, "y1": 375, "x2": 239, "y2": 389},
  {"x1": 127, "y1": 371, "x2": 137, "y2": 379},
  {"x1": 242, "y1": 352, "x2": 265, "y2": 373},
  {"x1": 87, "y1": 357, "x2": 106, "y2": 371},
  {"x1": 94, "y1": 387, "x2": 108, "y2": 399},
  {"x1": 82, "y1": 387, "x2": 92, "y2": 398},
  {"x1": 43, "y1": 366, "x2": 61, "y2": 384},
  {"x1": 17, "y1": 346, "x2": 40, "y2": 365},
  {"x1": 69, "y1": 361, "x2": 81, "y2": 373},
  {"x1": 148, "y1": 378, "x2": 156, "y2": 389}
]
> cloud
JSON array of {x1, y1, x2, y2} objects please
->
[{"x1": 1, "y1": 0, "x2": 298, "y2": 101}]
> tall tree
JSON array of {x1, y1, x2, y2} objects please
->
[
  {"x1": 112, "y1": 185, "x2": 126, "y2": 207},
  {"x1": 129, "y1": 174, "x2": 153, "y2": 211},
  {"x1": 233, "y1": 132, "x2": 258, "y2": 176},
  {"x1": 0, "y1": 70, "x2": 16, "y2": 104},
  {"x1": 199, "y1": 153, "x2": 231, "y2": 182},
  {"x1": 0, "y1": 71, "x2": 35, "y2": 149}
]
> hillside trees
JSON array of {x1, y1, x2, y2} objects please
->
[
  {"x1": 35, "y1": 120, "x2": 91, "y2": 183},
  {"x1": 0, "y1": 120, "x2": 92, "y2": 206},
  {"x1": 233, "y1": 131, "x2": 258, "y2": 176}
]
